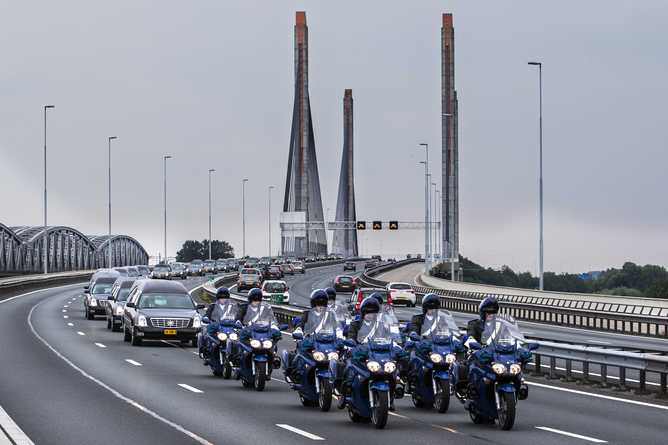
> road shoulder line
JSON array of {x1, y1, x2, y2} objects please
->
[{"x1": 0, "y1": 403, "x2": 34, "y2": 445}]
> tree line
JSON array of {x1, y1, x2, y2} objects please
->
[
  {"x1": 175, "y1": 240, "x2": 234, "y2": 263},
  {"x1": 431, "y1": 257, "x2": 668, "y2": 298}
]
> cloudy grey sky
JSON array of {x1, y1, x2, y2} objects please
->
[{"x1": 1, "y1": 1, "x2": 666, "y2": 273}]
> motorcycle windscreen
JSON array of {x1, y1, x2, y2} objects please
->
[
  {"x1": 357, "y1": 313, "x2": 393, "y2": 346},
  {"x1": 303, "y1": 308, "x2": 338, "y2": 339},
  {"x1": 420, "y1": 309, "x2": 459, "y2": 340},
  {"x1": 243, "y1": 302, "x2": 276, "y2": 329},
  {"x1": 329, "y1": 302, "x2": 351, "y2": 325},
  {"x1": 381, "y1": 305, "x2": 401, "y2": 339},
  {"x1": 211, "y1": 300, "x2": 239, "y2": 322},
  {"x1": 481, "y1": 315, "x2": 525, "y2": 349}
]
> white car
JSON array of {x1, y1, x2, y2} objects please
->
[
  {"x1": 386, "y1": 282, "x2": 417, "y2": 307},
  {"x1": 261, "y1": 280, "x2": 290, "y2": 304}
]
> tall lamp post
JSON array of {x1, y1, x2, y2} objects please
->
[
  {"x1": 432, "y1": 182, "x2": 438, "y2": 262},
  {"x1": 242, "y1": 178, "x2": 248, "y2": 258},
  {"x1": 528, "y1": 61, "x2": 544, "y2": 290},
  {"x1": 268, "y1": 185, "x2": 275, "y2": 258},
  {"x1": 418, "y1": 143, "x2": 430, "y2": 271},
  {"x1": 208, "y1": 169, "x2": 216, "y2": 260},
  {"x1": 43, "y1": 105, "x2": 55, "y2": 274},
  {"x1": 163, "y1": 155, "x2": 172, "y2": 263},
  {"x1": 107, "y1": 136, "x2": 117, "y2": 268}
]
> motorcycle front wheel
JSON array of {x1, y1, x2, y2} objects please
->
[
  {"x1": 434, "y1": 380, "x2": 450, "y2": 413},
  {"x1": 318, "y1": 378, "x2": 333, "y2": 412},
  {"x1": 223, "y1": 360, "x2": 233, "y2": 379},
  {"x1": 497, "y1": 392, "x2": 516, "y2": 430},
  {"x1": 254, "y1": 362, "x2": 267, "y2": 392},
  {"x1": 371, "y1": 390, "x2": 389, "y2": 429}
]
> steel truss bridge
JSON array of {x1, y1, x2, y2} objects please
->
[{"x1": 0, "y1": 223, "x2": 148, "y2": 275}]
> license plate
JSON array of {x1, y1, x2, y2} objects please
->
[{"x1": 163, "y1": 329, "x2": 177, "y2": 335}]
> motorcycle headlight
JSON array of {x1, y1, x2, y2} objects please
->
[
  {"x1": 384, "y1": 362, "x2": 396, "y2": 373},
  {"x1": 445, "y1": 354, "x2": 457, "y2": 364},
  {"x1": 510, "y1": 363, "x2": 522, "y2": 375},
  {"x1": 115, "y1": 306, "x2": 124, "y2": 316},
  {"x1": 229, "y1": 332, "x2": 238, "y2": 341},
  {"x1": 90, "y1": 298, "x2": 97, "y2": 307},
  {"x1": 327, "y1": 352, "x2": 339, "y2": 361},
  {"x1": 429, "y1": 353, "x2": 443, "y2": 363},
  {"x1": 217, "y1": 332, "x2": 228, "y2": 341},
  {"x1": 312, "y1": 351, "x2": 326, "y2": 362},
  {"x1": 250, "y1": 339, "x2": 261, "y2": 348},
  {"x1": 262, "y1": 340, "x2": 273, "y2": 349},
  {"x1": 366, "y1": 361, "x2": 381, "y2": 373},
  {"x1": 137, "y1": 315, "x2": 148, "y2": 327},
  {"x1": 492, "y1": 363, "x2": 507, "y2": 375},
  {"x1": 192, "y1": 316, "x2": 201, "y2": 329}
]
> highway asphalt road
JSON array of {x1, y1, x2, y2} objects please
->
[{"x1": 0, "y1": 267, "x2": 667, "y2": 444}]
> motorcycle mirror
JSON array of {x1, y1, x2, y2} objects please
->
[
  {"x1": 292, "y1": 316, "x2": 302, "y2": 326},
  {"x1": 83, "y1": 285, "x2": 90, "y2": 292},
  {"x1": 234, "y1": 320, "x2": 243, "y2": 329},
  {"x1": 279, "y1": 323, "x2": 289, "y2": 331},
  {"x1": 468, "y1": 341, "x2": 482, "y2": 350},
  {"x1": 196, "y1": 304, "x2": 206, "y2": 310},
  {"x1": 202, "y1": 316, "x2": 210, "y2": 324},
  {"x1": 292, "y1": 331, "x2": 303, "y2": 340},
  {"x1": 409, "y1": 332, "x2": 420, "y2": 342},
  {"x1": 126, "y1": 302, "x2": 135, "y2": 308},
  {"x1": 527, "y1": 342, "x2": 539, "y2": 351}
]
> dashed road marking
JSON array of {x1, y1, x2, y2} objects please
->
[
  {"x1": 77, "y1": 331, "x2": 85, "y2": 336},
  {"x1": 276, "y1": 424, "x2": 324, "y2": 441},
  {"x1": 178, "y1": 384, "x2": 203, "y2": 394},
  {"x1": 431, "y1": 424, "x2": 458, "y2": 433},
  {"x1": 536, "y1": 426, "x2": 607, "y2": 443},
  {"x1": 95, "y1": 343, "x2": 107, "y2": 349},
  {"x1": 67, "y1": 322, "x2": 74, "y2": 327},
  {"x1": 125, "y1": 359, "x2": 142, "y2": 366},
  {"x1": 62, "y1": 309, "x2": 67, "y2": 313},
  {"x1": 63, "y1": 315, "x2": 69, "y2": 319}
]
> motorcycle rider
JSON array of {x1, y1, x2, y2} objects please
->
[
  {"x1": 454, "y1": 296, "x2": 500, "y2": 396},
  {"x1": 284, "y1": 289, "x2": 329, "y2": 382},
  {"x1": 200, "y1": 287, "x2": 231, "y2": 361},
  {"x1": 237, "y1": 287, "x2": 282, "y2": 368},
  {"x1": 324, "y1": 287, "x2": 337, "y2": 306},
  {"x1": 406, "y1": 293, "x2": 441, "y2": 335}
]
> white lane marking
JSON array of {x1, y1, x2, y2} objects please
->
[
  {"x1": 27, "y1": 304, "x2": 214, "y2": 445},
  {"x1": 67, "y1": 322, "x2": 74, "y2": 327},
  {"x1": 536, "y1": 426, "x2": 607, "y2": 443},
  {"x1": 61, "y1": 309, "x2": 67, "y2": 313},
  {"x1": 95, "y1": 343, "x2": 106, "y2": 349},
  {"x1": 527, "y1": 381, "x2": 668, "y2": 411},
  {"x1": 125, "y1": 359, "x2": 142, "y2": 367},
  {"x1": 0, "y1": 403, "x2": 35, "y2": 445},
  {"x1": 177, "y1": 384, "x2": 203, "y2": 394},
  {"x1": 388, "y1": 412, "x2": 409, "y2": 419},
  {"x1": 589, "y1": 340, "x2": 611, "y2": 345},
  {"x1": 276, "y1": 424, "x2": 324, "y2": 441},
  {"x1": 77, "y1": 331, "x2": 85, "y2": 336},
  {"x1": 63, "y1": 305, "x2": 69, "y2": 308},
  {"x1": 63, "y1": 315, "x2": 69, "y2": 319}
]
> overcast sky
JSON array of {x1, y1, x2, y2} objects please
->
[{"x1": 1, "y1": 1, "x2": 666, "y2": 273}]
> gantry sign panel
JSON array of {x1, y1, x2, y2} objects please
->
[{"x1": 0, "y1": 223, "x2": 148, "y2": 275}]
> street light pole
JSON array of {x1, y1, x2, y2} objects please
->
[
  {"x1": 242, "y1": 178, "x2": 248, "y2": 258},
  {"x1": 418, "y1": 141, "x2": 430, "y2": 272},
  {"x1": 268, "y1": 186, "x2": 275, "y2": 259},
  {"x1": 43, "y1": 105, "x2": 55, "y2": 274},
  {"x1": 208, "y1": 169, "x2": 216, "y2": 260},
  {"x1": 432, "y1": 182, "x2": 438, "y2": 262},
  {"x1": 108, "y1": 136, "x2": 117, "y2": 268},
  {"x1": 529, "y1": 61, "x2": 544, "y2": 290},
  {"x1": 163, "y1": 155, "x2": 172, "y2": 263}
]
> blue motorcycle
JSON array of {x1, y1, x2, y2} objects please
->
[
  {"x1": 454, "y1": 315, "x2": 537, "y2": 430},
  {"x1": 406, "y1": 309, "x2": 463, "y2": 413},
  {"x1": 200, "y1": 301, "x2": 239, "y2": 379},
  {"x1": 340, "y1": 314, "x2": 400, "y2": 429},
  {"x1": 283, "y1": 308, "x2": 342, "y2": 411},
  {"x1": 238, "y1": 303, "x2": 284, "y2": 391}
]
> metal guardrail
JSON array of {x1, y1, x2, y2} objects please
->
[
  {"x1": 361, "y1": 261, "x2": 668, "y2": 338},
  {"x1": 0, "y1": 270, "x2": 93, "y2": 299},
  {"x1": 531, "y1": 341, "x2": 668, "y2": 397}
]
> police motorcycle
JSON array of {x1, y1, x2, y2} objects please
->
[
  {"x1": 341, "y1": 312, "x2": 401, "y2": 429},
  {"x1": 285, "y1": 307, "x2": 342, "y2": 411},
  {"x1": 200, "y1": 300, "x2": 239, "y2": 378},
  {"x1": 453, "y1": 314, "x2": 537, "y2": 430},
  {"x1": 406, "y1": 308, "x2": 463, "y2": 413},
  {"x1": 238, "y1": 301, "x2": 284, "y2": 391}
]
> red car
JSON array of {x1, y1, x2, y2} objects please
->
[
  {"x1": 349, "y1": 288, "x2": 392, "y2": 312},
  {"x1": 333, "y1": 275, "x2": 355, "y2": 293}
]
